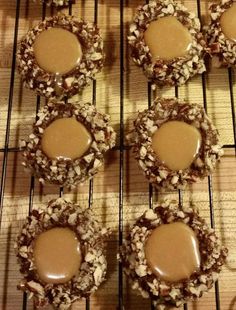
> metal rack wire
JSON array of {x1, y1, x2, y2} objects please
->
[{"x1": 0, "y1": 0, "x2": 236, "y2": 309}]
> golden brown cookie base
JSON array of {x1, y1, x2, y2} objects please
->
[{"x1": 120, "y1": 200, "x2": 228, "y2": 308}]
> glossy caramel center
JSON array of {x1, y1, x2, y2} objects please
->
[
  {"x1": 145, "y1": 222, "x2": 201, "y2": 282},
  {"x1": 144, "y1": 16, "x2": 192, "y2": 61},
  {"x1": 41, "y1": 117, "x2": 92, "y2": 160},
  {"x1": 33, "y1": 27, "x2": 82, "y2": 74},
  {"x1": 220, "y1": 3, "x2": 236, "y2": 42},
  {"x1": 152, "y1": 121, "x2": 201, "y2": 171},
  {"x1": 33, "y1": 227, "x2": 82, "y2": 284}
]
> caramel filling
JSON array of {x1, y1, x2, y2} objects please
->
[
  {"x1": 145, "y1": 222, "x2": 201, "y2": 282},
  {"x1": 41, "y1": 117, "x2": 92, "y2": 160},
  {"x1": 152, "y1": 121, "x2": 201, "y2": 171},
  {"x1": 33, "y1": 227, "x2": 82, "y2": 284},
  {"x1": 33, "y1": 27, "x2": 82, "y2": 74},
  {"x1": 144, "y1": 16, "x2": 192, "y2": 61},
  {"x1": 220, "y1": 3, "x2": 236, "y2": 42}
]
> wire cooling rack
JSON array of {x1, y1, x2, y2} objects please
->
[{"x1": 0, "y1": 0, "x2": 236, "y2": 309}]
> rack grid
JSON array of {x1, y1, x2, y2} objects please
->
[{"x1": 0, "y1": 0, "x2": 235, "y2": 309}]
